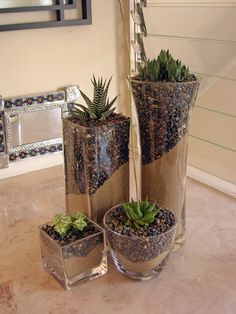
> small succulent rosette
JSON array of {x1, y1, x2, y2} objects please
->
[
  {"x1": 39, "y1": 212, "x2": 107, "y2": 290},
  {"x1": 104, "y1": 200, "x2": 177, "y2": 280}
]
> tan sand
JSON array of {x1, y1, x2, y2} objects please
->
[
  {"x1": 116, "y1": 250, "x2": 169, "y2": 273},
  {"x1": 142, "y1": 134, "x2": 188, "y2": 246},
  {"x1": 66, "y1": 162, "x2": 129, "y2": 223}
]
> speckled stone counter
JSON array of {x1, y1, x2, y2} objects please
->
[{"x1": 0, "y1": 166, "x2": 235, "y2": 314}]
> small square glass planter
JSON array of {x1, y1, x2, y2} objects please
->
[
  {"x1": 104, "y1": 205, "x2": 177, "y2": 280},
  {"x1": 39, "y1": 218, "x2": 107, "y2": 290}
]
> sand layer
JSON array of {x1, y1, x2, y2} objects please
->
[
  {"x1": 142, "y1": 134, "x2": 188, "y2": 244},
  {"x1": 114, "y1": 250, "x2": 169, "y2": 273},
  {"x1": 66, "y1": 162, "x2": 129, "y2": 223}
]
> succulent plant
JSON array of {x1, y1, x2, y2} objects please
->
[
  {"x1": 69, "y1": 75, "x2": 118, "y2": 121},
  {"x1": 122, "y1": 199, "x2": 159, "y2": 229},
  {"x1": 71, "y1": 212, "x2": 87, "y2": 231},
  {"x1": 50, "y1": 212, "x2": 87, "y2": 238},
  {"x1": 138, "y1": 49, "x2": 196, "y2": 82}
]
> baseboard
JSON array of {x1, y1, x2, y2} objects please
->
[
  {"x1": 187, "y1": 165, "x2": 236, "y2": 198},
  {"x1": 0, "y1": 152, "x2": 63, "y2": 180}
]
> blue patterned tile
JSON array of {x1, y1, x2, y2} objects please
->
[
  {"x1": 46, "y1": 94, "x2": 55, "y2": 102},
  {"x1": 29, "y1": 149, "x2": 38, "y2": 157},
  {"x1": 19, "y1": 151, "x2": 28, "y2": 159},
  {"x1": 49, "y1": 145, "x2": 57, "y2": 153},
  {"x1": 57, "y1": 144, "x2": 63, "y2": 151},
  {"x1": 9, "y1": 153, "x2": 17, "y2": 161},
  {"x1": 36, "y1": 96, "x2": 45, "y2": 104},
  {"x1": 4, "y1": 99, "x2": 12, "y2": 109},
  {"x1": 39, "y1": 147, "x2": 47, "y2": 155},
  {"x1": 14, "y1": 98, "x2": 24, "y2": 107},
  {"x1": 26, "y1": 97, "x2": 35, "y2": 106},
  {"x1": 55, "y1": 93, "x2": 64, "y2": 101}
]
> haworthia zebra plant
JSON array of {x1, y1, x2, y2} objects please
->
[
  {"x1": 69, "y1": 76, "x2": 118, "y2": 121},
  {"x1": 138, "y1": 49, "x2": 196, "y2": 82}
]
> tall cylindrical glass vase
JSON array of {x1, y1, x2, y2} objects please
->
[{"x1": 131, "y1": 79, "x2": 199, "y2": 249}]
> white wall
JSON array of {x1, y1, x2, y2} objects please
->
[
  {"x1": 0, "y1": 0, "x2": 129, "y2": 114},
  {"x1": 0, "y1": 0, "x2": 130, "y2": 178}
]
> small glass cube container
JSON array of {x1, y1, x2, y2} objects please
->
[{"x1": 39, "y1": 218, "x2": 107, "y2": 290}]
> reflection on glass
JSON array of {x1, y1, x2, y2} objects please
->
[
  {"x1": 10, "y1": 109, "x2": 62, "y2": 147},
  {"x1": 0, "y1": 1, "x2": 72, "y2": 9}
]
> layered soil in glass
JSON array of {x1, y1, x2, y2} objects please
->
[
  {"x1": 63, "y1": 114, "x2": 130, "y2": 223},
  {"x1": 104, "y1": 206, "x2": 176, "y2": 273},
  {"x1": 131, "y1": 80, "x2": 199, "y2": 246},
  {"x1": 42, "y1": 221, "x2": 101, "y2": 250},
  {"x1": 40, "y1": 221, "x2": 105, "y2": 283}
]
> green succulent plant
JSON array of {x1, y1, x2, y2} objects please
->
[
  {"x1": 122, "y1": 199, "x2": 159, "y2": 229},
  {"x1": 138, "y1": 49, "x2": 196, "y2": 82},
  {"x1": 51, "y1": 214, "x2": 72, "y2": 238},
  {"x1": 50, "y1": 212, "x2": 87, "y2": 238},
  {"x1": 69, "y1": 75, "x2": 118, "y2": 121},
  {"x1": 71, "y1": 212, "x2": 87, "y2": 231}
]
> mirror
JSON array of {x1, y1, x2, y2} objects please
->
[
  {"x1": 0, "y1": 0, "x2": 91, "y2": 31},
  {"x1": 10, "y1": 109, "x2": 62, "y2": 147},
  {"x1": 0, "y1": 1, "x2": 71, "y2": 9}
]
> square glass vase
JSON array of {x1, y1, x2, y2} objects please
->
[
  {"x1": 62, "y1": 114, "x2": 130, "y2": 224},
  {"x1": 39, "y1": 218, "x2": 107, "y2": 290}
]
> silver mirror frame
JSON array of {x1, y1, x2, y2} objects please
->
[
  {"x1": 0, "y1": 86, "x2": 80, "y2": 169},
  {"x1": 0, "y1": 96, "x2": 8, "y2": 169}
]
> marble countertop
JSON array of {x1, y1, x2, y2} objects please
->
[{"x1": 0, "y1": 166, "x2": 235, "y2": 314}]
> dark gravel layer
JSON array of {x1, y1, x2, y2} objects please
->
[
  {"x1": 41, "y1": 221, "x2": 104, "y2": 258},
  {"x1": 42, "y1": 221, "x2": 99, "y2": 246},
  {"x1": 133, "y1": 75, "x2": 197, "y2": 83},
  {"x1": 105, "y1": 206, "x2": 176, "y2": 263},
  {"x1": 131, "y1": 80, "x2": 199, "y2": 164},
  {"x1": 68, "y1": 113, "x2": 128, "y2": 128},
  {"x1": 63, "y1": 113, "x2": 130, "y2": 194},
  {"x1": 105, "y1": 206, "x2": 176, "y2": 237}
]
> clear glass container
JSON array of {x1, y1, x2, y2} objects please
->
[
  {"x1": 104, "y1": 205, "x2": 177, "y2": 280},
  {"x1": 131, "y1": 79, "x2": 199, "y2": 249},
  {"x1": 39, "y1": 218, "x2": 107, "y2": 290},
  {"x1": 62, "y1": 115, "x2": 130, "y2": 224}
]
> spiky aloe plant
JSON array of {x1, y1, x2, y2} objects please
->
[
  {"x1": 69, "y1": 76, "x2": 118, "y2": 121},
  {"x1": 50, "y1": 212, "x2": 87, "y2": 238},
  {"x1": 138, "y1": 49, "x2": 196, "y2": 82},
  {"x1": 122, "y1": 199, "x2": 159, "y2": 229}
]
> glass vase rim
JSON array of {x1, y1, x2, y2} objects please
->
[
  {"x1": 130, "y1": 77, "x2": 200, "y2": 85},
  {"x1": 103, "y1": 204, "x2": 177, "y2": 240},
  {"x1": 39, "y1": 217, "x2": 105, "y2": 249},
  {"x1": 62, "y1": 113, "x2": 130, "y2": 130}
]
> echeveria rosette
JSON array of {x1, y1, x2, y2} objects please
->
[{"x1": 122, "y1": 199, "x2": 159, "y2": 229}]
